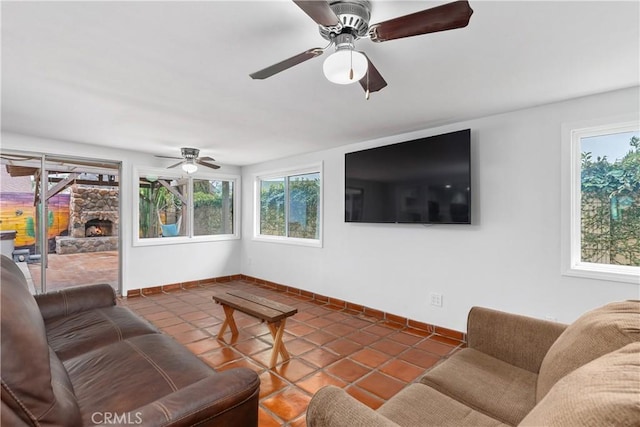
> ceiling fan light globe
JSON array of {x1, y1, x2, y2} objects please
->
[
  {"x1": 181, "y1": 162, "x2": 198, "y2": 174},
  {"x1": 323, "y1": 50, "x2": 368, "y2": 85}
]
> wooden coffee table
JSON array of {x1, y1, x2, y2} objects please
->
[{"x1": 212, "y1": 290, "x2": 297, "y2": 368}]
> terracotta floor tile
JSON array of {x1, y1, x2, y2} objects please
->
[
  {"x1": 162, "y1": 321, "x2": 197, "y2": 335},
  {"x1": 290, "y1": 414, "x2": 307, "y2": 427},
  {"x1": 180, "y1": 310, "x2": 211, "y2": 321},
  {"x1": 258, "y1": 371, "x2": 288, "y2": 399},
  {"x1": 287, "y1": 322, "x2": 317, "y2": 337},
  {"x1": 261, "y1": 387, "x2": 312, "y2": 422},
  {"x1": 233, "y1": 338, "x2": 274, "y2": 356},
  {"x1": 341, "y1": 317, "x2": 375, "y2": 329},
  {"x1": 323, "y1": 338, "x2": 363, "y2": 357},
  {"x1": 345, "y1": 385, "x2": 384, "y2": 409},
  {"x1": 190, "y1": 316, "x2": 222, "y2": 329},
  {"x1": 218, "y1": 357, "x2": 265, "y2": 374},
  {"x1": 415, "y1": 338, "x2": 456, "y2": 356},
  {"x1": 379, "y1": 359, "x2": 426, "y2": 383},
  {"x1": 326, "y1": 359, "x2": 369, "y2": 383},
  {"x1": 369, "y1": 338, "x2": 409, "y2": 356},
  {"x1": 350, "y1": 348, "x2": 392, "y2": 368},
  {"x1": 398, "y1": 348, "x2": 441, "y2": 369},
  {"x1": 304, "y1": 316, "x2": 335, "y2": 328},
  {"x1": 323, "y1": 322, "x2": 357, "y2": 337},
  {"x1": 200, "y1": 347, "x2": 244, "y2": 367},
  {"x1": 387, "y1": 331, "x2": 424, "y2": 346},
  {"x1": 275, "y1": 359, "x2": 318, "y2": 383},
  {"x1": 152, "y1": 316, "x2": 184, "y2": 328},
  {"x1": 303, "y1": 330, "x2": 337, "y2": 346},
  {"x1": 355, "y1": 371, "x2": 406, "y2": 400},
  {"x1": 285, "y1": 338, "x2": 317, "y2": 357},
  {"x1": 144, "y1": 310, "x2": 175, "y2": 321},
  {"x1": 185, "y1": 338, "x2": 222, "y2": 355},
  {"x1": 173, "y1": 329, "x2": 210, "y2": 344},
  {"x1": 346, "y1": 330, "x2": 380, "y2": 346},
  {"x1": 363, "y1": 324, "x2": 396, "y2": 337},
  {"x1": 250, "y1": 348, "x2": 293, "y2": 369},
  {"x1": 296, "y1": 370, "x2": 347, "y2": 395},
  {"x1": 258, "y1": 407, "x2": 282, "y2": 427},
  {"x1": 301, "y1": 348, "x2": 341, "y2": 368}
]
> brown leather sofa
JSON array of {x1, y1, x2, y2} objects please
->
[
  {"x1": 1, "y1": 255, "x2": 260, "y2": 426},
  {"x1": 307, "y1": 300, "x2": 640, "y2": 426}
]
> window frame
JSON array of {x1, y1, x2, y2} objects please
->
[
  {"x1": 561, "y1": 117, "x2": 640, "y2": 284},
  {"x1": 133, "y1": 167, "x2": 240, "y2": 247},
  {"x1": 253, "y1": 163, "x2": 323, "y2": 248}
]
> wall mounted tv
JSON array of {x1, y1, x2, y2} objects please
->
[{"x1": 345, "y1": 129, "x2": 471, "y2": 224}]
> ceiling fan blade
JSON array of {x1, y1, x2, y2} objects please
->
[
  {"x1": 155, "y1": 155, "x2": 183, "y2": 160},
  {"x1": 196, "y1": 159, "x2": 221, "y2": 170},
  {"x1": 198, "y1": 156, "x2": 215, "y2": 161},
  {"x1": 250, "y1": 48, "x2": 324, "y2": 79},
  {"x1": 167, "y1": 160, "x2": 184, "y2": 169},
  {"x1": 359, "y1": 54, "x2": 387, "y2": 94},
  {"x1": 369, "y1": 0, "x2": 473, "y2": 43},
  {"x1": 292, "y1": 0, "x2": 340, "y2": 28}
]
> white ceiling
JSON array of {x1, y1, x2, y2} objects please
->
[{"x1": 2, "y1": 1, "x2": 638, "y2": 166}]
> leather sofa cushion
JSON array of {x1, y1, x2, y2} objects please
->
[
  {"x1": 45, "y1": 305, "x2": 159, "y2": 360},
  {"x1": 0, "y1": 255, "x2": 83, "y2": 425},
  {"x1": 420, "y1": 348, "x2": 537, "y2": 426},
  {"x1": 521, "y1": 342, "x2": 640, "y2": 426},
  {"x1": 537, "y1": 300, "x2": 640, "y2": 401},
  {"x1": 64, "y1": 333, "x2": 219, "y2": 424}
]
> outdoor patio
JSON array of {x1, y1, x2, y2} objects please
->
[{"x1": 26, "y1": 250, "x2": 118, "y2": 293}]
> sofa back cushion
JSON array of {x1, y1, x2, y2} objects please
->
[
  {"x1": 0, "y1": 255, "x2": 82, "y2": 425},
  {"x1": 537, "y1": 300, "x2": 640, "y2": 401},
  {"x1": 520, "y1": 342, "x2": 640, "y2": 426}
]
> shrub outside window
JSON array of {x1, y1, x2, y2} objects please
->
[
  {"x1": 135, "y1": 169, "x2": 239, "y2": 245},
  {"x1": 563, "y1": 120, "x2": 640, "y2": 284},
  {"x1": 255, "y1": 165, "x2": 322, "y2": 246}
]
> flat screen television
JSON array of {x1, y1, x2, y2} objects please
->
[{"x1": 345, "y1": 129, "x2": 471, "y2": 224}]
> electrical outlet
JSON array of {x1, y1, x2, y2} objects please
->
[{"x1": 430, "y1": 293, "x2": 443, "y2": 307}]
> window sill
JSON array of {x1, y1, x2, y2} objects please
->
[
  {"x1": 133, "y1": 234, "x2": 240, "y2": 247},
  {"x1": 253, "y1": 235, "x2": 322, "y2": 248},
  {"x1": 563, "y1": 263, "x2": 640, "y2": 285}
]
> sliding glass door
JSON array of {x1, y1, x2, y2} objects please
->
[{"x1": 0, "y1": 151, "x2": 121, "y2": 294}]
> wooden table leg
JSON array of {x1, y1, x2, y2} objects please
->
[
  {"x1": 268, "y1": 319, "x2": 290, "y2": 368},
  {"x1": 217, "y1": 305, "x2": 239, "y2": 339}
]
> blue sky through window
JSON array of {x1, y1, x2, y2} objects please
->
[{"x1": 581, "y1": 130, "x2": 638, "y2": 163}]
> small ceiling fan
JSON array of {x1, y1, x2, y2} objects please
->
[
  {"x1": 250, "y1": 0, "x2": 473, "y2": 99},
  {"x1": 156, "y1": 148, "x2": 220, "y2": 174}
]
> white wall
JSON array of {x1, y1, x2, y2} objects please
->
[
  {"x1": 0, "y1": 133, "x2": 242, "y2": 293},
  {"x1": 241, "y1": 87, "x2": 640, "y2": 332}
]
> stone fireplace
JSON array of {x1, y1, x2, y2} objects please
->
[{"x1": 55, "y1": 184, "x2": 119, "y2": 254}]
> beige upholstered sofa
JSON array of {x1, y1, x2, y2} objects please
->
[{"x1": 307, "y1": 301, "x2": 640, "y2": 427}]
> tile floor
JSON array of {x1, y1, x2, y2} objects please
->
[{"x1": 120, "y1": 281, "x2": 465, "y2": 427}]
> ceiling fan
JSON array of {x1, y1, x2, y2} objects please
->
[
  {"x1": 155, "y1": 148, "x2": 220, "y2": 174},
  {"x1": 250, "y1": 0, "x2": 473, "y2": 99}
]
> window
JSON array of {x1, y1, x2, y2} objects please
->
[
  {"x1": 255, "y1": 165, "x2": 322, "y2": 246},
  {"x1": 563, "y1": 119, "x2": 640, "y2": 283},
  {"x1": 135, "y1": 169, "x2": 238, "y2": 245}
]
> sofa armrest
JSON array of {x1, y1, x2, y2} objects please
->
[
  {"x1": 127, "y1": 368, "x2": 260, "y2": 427},
  {"x1": 307, "y1": 386, "x2": 400, "y2": 427},
  {"x1": 467, "y1": 306, "x2": 567, "y2": 373},
  {"x1": 35, "y1": 283, "x2": 116, "y2": 320}
]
